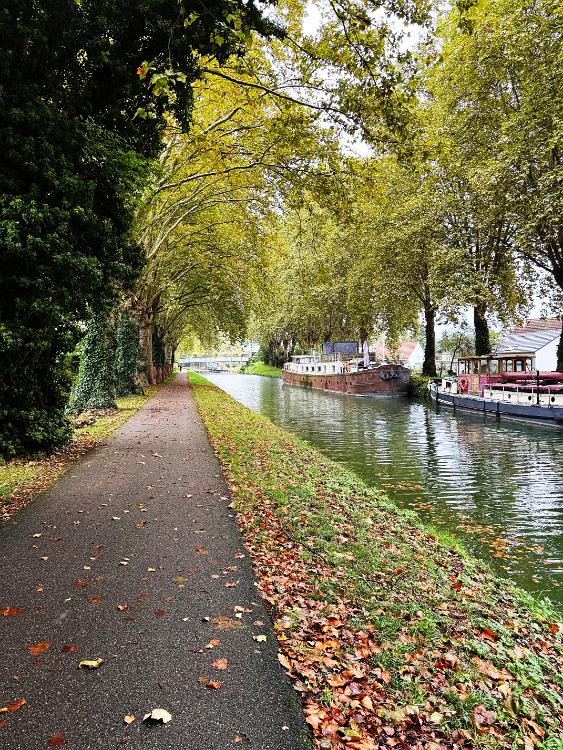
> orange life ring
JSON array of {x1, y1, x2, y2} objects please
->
[{"x1": 458, "y1": 376, "x2": 468, "y2": 392}]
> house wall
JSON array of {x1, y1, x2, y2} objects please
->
[
  {"x1": 536, "y1": 337, "x2": 559, "y2": 371},
  {"x1": 407, "y1": 343, "x2": 425, "y2": 370}
]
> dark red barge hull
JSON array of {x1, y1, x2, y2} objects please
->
[{"x1": 282, "y1": 365, "x2": 410, "y2": 395}]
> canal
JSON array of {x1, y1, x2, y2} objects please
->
[{"x1": 204, "y1": 372, "x2": 563, "y2": 606}]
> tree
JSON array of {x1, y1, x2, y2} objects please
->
[
  {"x1": 0, "y1": 0, "x2": 279, "y2": 455},
  {"x1": 133, "y1": 44, "x2": 339, "y2": 379},
  {"x1": 429, "y1": 0, "x2": 563, "y2": 365}
]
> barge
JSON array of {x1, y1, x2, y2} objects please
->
[
  {"x1": 429, "y1": 352, "x2": 563, "y2": 427},
  {"x1": 282, "y1": 352, "x2": 410, "y2": 396}
]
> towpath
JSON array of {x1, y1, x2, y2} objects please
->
[{"x1": 0, "y1": 374, "x2": 308, "y2": 749}]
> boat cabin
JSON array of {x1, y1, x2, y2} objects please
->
[{"x1": 457, "y1": 353, "x2": 535, "y2": 396}]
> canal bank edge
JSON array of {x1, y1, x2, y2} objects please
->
[{"x1": 189, "y1": 372, "x2": 563, "y2": 750}]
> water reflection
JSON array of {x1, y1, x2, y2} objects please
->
[{"x1": 206, "y1": 373, "x2": 563, "y2": 605}]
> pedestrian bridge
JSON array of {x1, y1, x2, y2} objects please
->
[{"x1": 178, "y1": 356, "x2": 250, "y2": 371}]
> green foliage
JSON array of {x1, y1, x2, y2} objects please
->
[
  {"x1": 115, "y1": 310, "x2": 143, "y2": 397},
  {"x1": 68, "y1": 314, "x2": 117, "y2": 413},
  {"x1": 0, "y1": 0, "x2": 279, "y2": 457}
]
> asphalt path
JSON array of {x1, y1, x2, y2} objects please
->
[{"x1": 0, "y1": 374, "x2": 309, "y2": 750}]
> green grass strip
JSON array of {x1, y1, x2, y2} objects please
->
[{"x1": 190, "y1": 372, "x2": 563, "y2": 750}]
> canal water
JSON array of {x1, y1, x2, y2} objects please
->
[{"x1": 205, "y1": 373, "x2": 563, "y2": 606}]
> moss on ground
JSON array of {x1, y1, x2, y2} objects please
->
[{"x1": 190, "y1": 372, "x2": 563, "y2": 750}]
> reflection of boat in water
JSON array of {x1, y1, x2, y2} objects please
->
[
  {"x1": 208, "y1": 362, "x2": 229, "y2": 373},
  {"x1": 429, "y1": 353, "x2": 563, "y2": 427},
  {"x1": 282, "y1": 349, "x2": 410, "y2": 396}
]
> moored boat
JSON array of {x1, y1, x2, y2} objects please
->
[
  {"x1": 282, "y1": 350, "x2": 410, "y2": 396},
  {"x1": 429, "y1": 352, "x2": 563, "y2": 427}
]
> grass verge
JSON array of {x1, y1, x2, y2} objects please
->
[
  {"x1": 189, "y1": 372, "x2": 563, "y2": 750},
  {"x1": 0, "y1": 386, "x2": 162, "y2": 523},
  {"x1": 240, "y1": 360, "x2": 282, "y2": 377}
]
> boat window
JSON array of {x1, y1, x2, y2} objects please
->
[
  {"x1": 515, "y1": 360, "x2": 524, "y2": 372},
  {"x1": 480, "y1": 360, "x2": 488, "y2": 374},
  {"x1": 505, "y1": 360, "x2": 514, "y2": 373},
  {"x1": 472, "y1": 361, "x2": 480, "y2": 374},
  {"x1": 490, "y1": 360, "x2": 499, "y2": 375}
]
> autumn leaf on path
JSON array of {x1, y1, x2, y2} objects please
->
[
  {"x1": 1, "y1": 608, "x2": 22, "y2": 617},
  {"x1": 28, "y1": 642, "x2": 50, "y2": 656},
  {"x1": 224, "y1": 581, "x2": 238, "y2": 588},
  {"x1": 205, "y1": 639, "x2": 221, "y2": 649},
  {"x1": 210, "y1": 615, "x2": 242, "y2": 630},
  {"x1": 0, "y1": 719, "x2": 6, "y2": 729},
  {"x1": 154, "y1": 609, "x2": 166, "y2": 617},
  {"x1": 142, "y1": 708, "x2": 172, "y2": 724},
  {"x1": 61, "y1": 645, "x2": 80, "y2": 653},
  {"x1": 88, "y1": 595, "x2": 102, "y2": 605},
  {"x1": 123, "y1": 714, "x2": 135, "y2": 725},
  {"x1": 5, "y1": 698, "x2": 26, "y2": 712},
  {"x1": 117, "y1": 604, "x2": 128, "y2": 611},
  {"x1": 277, "y1": 653, "x2": 291, "y2": 670},
  {"x1": 252, "y1": 635, "x2": 266, "y2": 643},
  {"x1": 78, "y1": 658, "x2": 104, "y2": 669},
  {"x1": 47, "y1": 732, "x2": 65, "y2": 746},
  {"x1": 198, "y1": 676, "x2": 222, "y2": 689},
  {"x1": 212, "y1": 658, "x2": 228, "y2": 670}
]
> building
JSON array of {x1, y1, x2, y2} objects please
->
[
  {"x1": 373, "y1": 340, "x2": 425, "y2": 370},
  {"x1": 494, "y1": 317, "x2": 562, "y2": 371}
]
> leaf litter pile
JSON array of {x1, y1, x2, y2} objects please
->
[{"x1": 191, "y1": 375, "x2": 563, "y2": 750}]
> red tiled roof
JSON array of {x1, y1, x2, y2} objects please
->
[
  {"x1": 511, "y1": 317, "x2": 561, "y2": 334},
  {"x1": 373, "y1": 340, "x2": 419, "y2": 361}
]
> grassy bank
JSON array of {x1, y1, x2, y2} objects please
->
[
  {"x1": 240, "y1": 360, "x2": 282, "y2": 377},
  {"x1": 189, "y1": 372, "x2": 563, "y2": 750},
  {"x1": 408, "y1": 372, "x2": 432, "y2": 399},
  {"x1": 0, "y1": 385, "x2": 162, "y2": 522}
]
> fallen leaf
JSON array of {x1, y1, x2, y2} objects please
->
[
  {"x1": 472, "y1": 705, "x2": 496, "y2": 733},
  {"x1": 123, "y1": 714, "x2": 135, "y2": 725},
  {"x1": 206, "y1": 640, "x2": 221, "y2": 649},
  {"x1": 481, "y1": 628, "x2": 497, "y2": 641},
  {"x1": 0, "y1": 719, "x2": 6, "y2": 729},
  {"x1": 198, "y1": 676, "x2": 222, "y2": 689},
  {"x1": 32, "y1": 533, "x2": 42, "y2": 538},
  {"x1": 142, "y1": 708, "x2": 172, "y2": 724},
  {"x1": 225, "y1": 581, "x2": 239, "y2": 588},
  {"x1": 88, "y1": 595, "x2": 102, "y2": 605},
  {"x1": 253, "y1": 635, "x2": 267, "y2": 643},
  {"x1": 6, "y1": 698, "x2": 26, "y2": 712},
  {"x1": 147, "y1": 567, "x2": 157, "y2": 572},
  {"x1": 549, "y1": 623, "x2": 559, "y2": 634},
  {"x1": 78, "y1": 658, "x2": 104, "y2": 669},
  {"x1": 212, "y1": 658, "x2": 228, "y2": 670},
  {"x1": 1, "y1": 608, "x2": 22, "y2": 617},
  {"x1": 28, "y1": 641, "x2": 50, "y2": 656},
  {"x1": 277, "y1": 653, "x2": 291, "y2": 670},
  {"x1": 154, "y1": 610, "x2": 166, "y2": 617},
  {"x1": 47, "y1": 732, "x2": 65, "y2": 746},
  {"x1": 61, "y1": 645, "x2": 80, "y2": 653},
  {"x1": 210, "y1": 615, "x2": 242, "y2": 630},
  {"x1": 117, "y1": 604, "x2": 128, "y2": 611}
]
